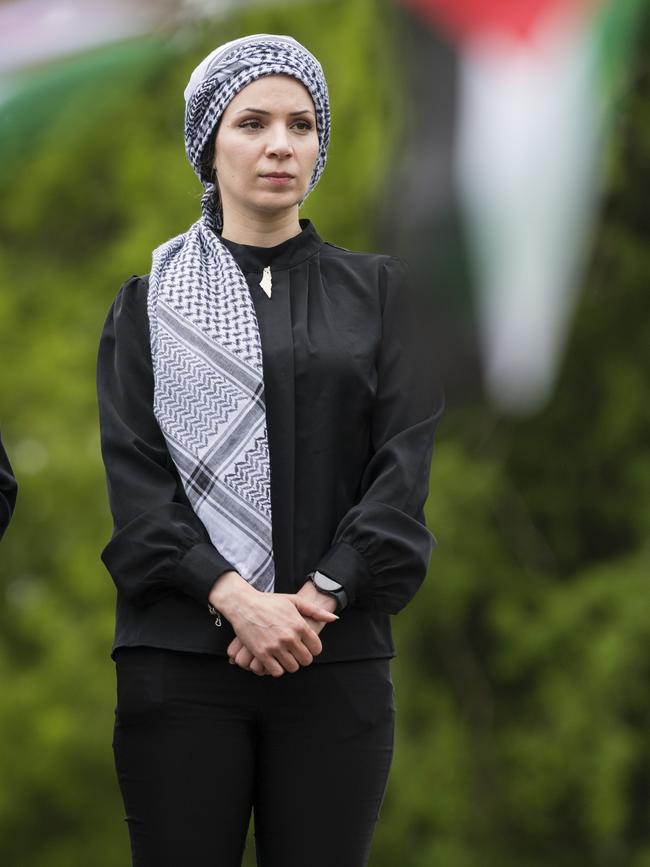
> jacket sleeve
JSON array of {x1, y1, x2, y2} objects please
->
[
  {"x1": 314, "y1": 256, "x2": 444, "y2": 614},
  {"x1": 97, "y1": 275, "x2": 236, "y2": 608},
  {"x1": 0, "y1": 433, "x2": 17, "y2": 540}
]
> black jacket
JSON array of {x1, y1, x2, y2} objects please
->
[
  {"x1": 97, "y1": 219, "x2": 443, "y2": 662},
  {"x1": 0, "y1": 433, "x2": 17, "y2": 540}
]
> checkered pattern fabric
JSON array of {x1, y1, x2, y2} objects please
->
[{"x1": 148, "y1": 219, "x2": 275, "y2": 592}]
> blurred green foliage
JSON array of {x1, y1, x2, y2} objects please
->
[{"x1": 0, "y1": 1, "x2": 649, "y2": 865}]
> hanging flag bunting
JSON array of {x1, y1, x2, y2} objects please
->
[{"x1": 397, "y1": 0, "x2": 644, "y2": 413}]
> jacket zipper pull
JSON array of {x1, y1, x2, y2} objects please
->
[{"x1": 208, "y1": 604, "x2": 222, "y2": 627}]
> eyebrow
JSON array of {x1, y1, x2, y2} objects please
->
[{"x1": 235, "y1": 107, "x2": 315, "y2": 116}]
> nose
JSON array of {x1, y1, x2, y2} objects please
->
[{"x1": 265, "y1": 122, "x2": 293, "y2": 158}]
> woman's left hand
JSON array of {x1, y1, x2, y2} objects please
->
[{"x1": 227, "y1": 580, "x2": 337, "y2": 675}]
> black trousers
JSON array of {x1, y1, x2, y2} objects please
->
[{"x1": 113, "y1": 646, "x2": 395, "y2": 867}]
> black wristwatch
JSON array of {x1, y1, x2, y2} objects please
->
[{"x1": 308, "y1": 570, "x2": 348, "y2": 613}]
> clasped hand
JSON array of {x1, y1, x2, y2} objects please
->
[{"x1": 224, "y1": 580, "x2": 338, "y2": 678}]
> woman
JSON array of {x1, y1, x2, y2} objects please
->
[
  {"x1": 97, "y1": 33, "x2": 443, "y2": 867},
  {"x1": 0, "y1": 431, "x2": 17, "y2": 540}
]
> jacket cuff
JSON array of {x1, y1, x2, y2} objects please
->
[
  {"x1": 173, "y1": 542, "x2": 236, "y2": 606},
  {"x1": 316, "y1": 541, "x2": 372, "y2": 608}
]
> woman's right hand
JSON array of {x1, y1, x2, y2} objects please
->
[{"x1": 208, "y1": 571, "x2": 338, "y2": 677}]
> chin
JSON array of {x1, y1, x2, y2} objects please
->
[{"x1": 253, "y1": 192, "x2": 305, "y2": 215}]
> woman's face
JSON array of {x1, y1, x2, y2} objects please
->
[{"x1": 213, "y1": 74, "x2": 320, "y2": 223}]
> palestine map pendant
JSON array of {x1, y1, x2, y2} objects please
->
[{"x1": 260, "y1": 266, "x2": 272, "y2": 298}]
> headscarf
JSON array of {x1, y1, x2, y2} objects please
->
[
  {"x1": 184, "y1": 33, "x2": 331, "y2": 231},
  {"x1": 147, "y1": 35, "x2": 330, "y2": 601}
]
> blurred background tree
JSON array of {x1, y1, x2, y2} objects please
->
[{"x1": 0, "y1": 1, "x2": 648, "y2": 865}]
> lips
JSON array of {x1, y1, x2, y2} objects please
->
[{"x1": 261, "y1": 173, "x2": 295, "y2": 187}]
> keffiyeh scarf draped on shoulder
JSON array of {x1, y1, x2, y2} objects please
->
[{"x1": 147, "y1": 35, "x2": 331, "y2": 593}]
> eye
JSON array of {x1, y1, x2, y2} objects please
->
[
  {"x1": 239, "y1": 118, "x2": 264, "y2": 130},
  {"x1": 293, "y1": 120, "x2": 314, "y2": 132}
]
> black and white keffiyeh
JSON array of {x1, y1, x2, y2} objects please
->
[{"x1": 147, "y1": 35, "x2": 330, "y2": 594}]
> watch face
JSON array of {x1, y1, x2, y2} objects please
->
[{"x1": 314, "y1": 572, "x2": 342, "y2": 593}]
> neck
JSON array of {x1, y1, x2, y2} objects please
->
[{"x1": 220, "y1": 206, "x2": 303, "y2": 248}]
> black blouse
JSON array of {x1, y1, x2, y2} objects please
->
[
  {"x1": 0, "y1": 433, "x2": 17, "y2": 540},
  {"x1": 97, "y1": 219, "x2": 443, "y2": 663}
]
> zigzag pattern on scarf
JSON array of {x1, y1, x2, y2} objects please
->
[
  {"x1": 154, "y1": 331, "x2": 243, "y2": 453},
  {"x1": 222, "y1": 431, "x2": 272, "y2": 519}
]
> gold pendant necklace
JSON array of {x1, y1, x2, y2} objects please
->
[{"x1": 260, "y1": 266, "x2": 272, "y2": 298}]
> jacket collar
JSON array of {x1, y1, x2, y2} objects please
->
[{"x1": 216, "y1": 218, "x2": 323, "y2": 274}]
